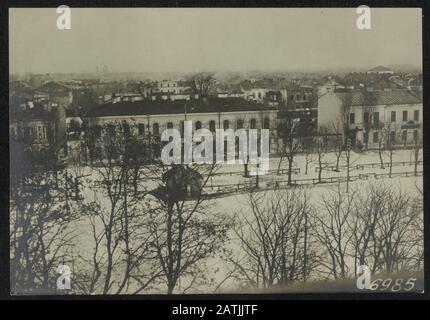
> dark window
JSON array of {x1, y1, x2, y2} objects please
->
[
  {"x1": 122, "y1": 123, "x2": 130, "y2": 137},
  {"x1": 364, "y1": 112, "x2": 369, "y2": 124},
  {"x1": 349, "y1": 113, "x2": 355, "y2": 124},
  {"x1": 167, "y1": 122, "x2": 173, "y2": 129},
  {"x1": 93, "y1": 125, "x2": 102, "y2": 138},
  {"x1": 69, "y1": 119, "x2": 76, "y2": 131},
  {"x1": 390, "y1": 131, "x2": 396, "y2": 144},
  {"x1": 263, "y1": 118, "x2": 270, "y2": 129},
  {"x1": 138, "y1": 124, "x2": 145, "y2": 136},
  {"x1": 107, "y1": 124, "x2": 116, "y2": 137},
  {"x1": 373, "y1": 131, "x2": 379, "y2": 143},
  {"x1": 24, "y1": 127, "x2": 31, "y2": 139},
  {"x1": 402, "y1": 110, "x2": 408, "y2": 121},
  {"x1": 414, "y1": 110, "x2": 419, "y2": 121},
  {"x1": 413, "y1": 130, "x2": 419, "y2": 142},
  {"x1": 237, "y1": 119, "x2": 244, "y2": 129},
  {"x1": 391, "y1": 111, "x2": 396, "y2": 122},
  {"x1": 402, "y1": 130, "x2": 407, "y2": 142},
  {"x1": 250, "y1": 119, "x2": 256, "y2": 129},
  {"x1": 153, "y1": 123, "x2": 159, "y2": 136},
  {"x1": 38, "y1": 126, "x2": 44, "y2": 139},
  {"x1": 223, "y1": 120, "x2": 229, "y2": 130},
  {"x1": 195, "y1": 121, "x2": 202, "y2": 130},
  {"x1": 373, "y1": 112, "x2": 379, "y2": 125},
  {"x1": 209, "y1": 120, "x2": 216, "y2": 132}
]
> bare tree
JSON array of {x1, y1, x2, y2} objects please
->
[
  {"x1": 380, "y1": 123, "x2": 397, "y2": 178},
  {"x1": 277, "y1": 111, "x2": 307, "y2": 185},
  {"x1": 10, "y1": 166, "x2": 77, "y2": 294},
  {"x1": 146, "y1": 163, "x2": 230, "y2": 294},
  {"x1": 329, "y1": 91, "x2": 353, "y2": 171},
  {"x1": 369, "y1": 184, "x2": 421, "y2": 274},
  {"x1": 409, "y1": 183, "x2": 424, "y2": 271},
  {"x1": 412, "y1": 129, "x2": 422, "y2": 176},
  {"x1": 76, "y1": 122, "x2": 162, "y2": 294},
  {"x1": 376, "y1": 127, "x2": 386, "y2": 169},
  {"x1": 314, "y1": 134, "x2": 328, "y2": 183},
  {"x1": 312, "y1": 185, "x2": 355, "y2": 279},
  {"x1": 349, "y1": 183, "x2": 385, "y2": 275},
  {"x1": 188, "y1": 72, "x2": 216, "y2": 97},
  {"x1": 361, "y1": 88, "x2": 377, "y2": 151},
  {"x1": 230, "y1": 188, "x2": 319, "y2": 289},
  {"x1": 301, "y1": 136, "x2": 315, "y2": 175}
]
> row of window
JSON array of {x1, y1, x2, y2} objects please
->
[
  {"x1": 292, "y1": 93, "x2": 309, "y2": 102},
  {"x1": 95, "y1": 118, "x2": 271, "y2": 138},
  {"x1": 101, "y1": 118, "x2": 270, "y2": 136},
  {"x1": 350, "y1": 110, "x2": 420, "y2": 125},
  {"x1": 368, "y1": 129, "x2": 420, "y2": 144},
  {"x1": 10, "y1": 125, "x2": 47, "y2": 140}
]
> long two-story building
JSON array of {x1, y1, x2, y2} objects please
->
[
  {"x1": 318, "y1": 90, "x2": 422, "y2": 148},
  {"x1": 85, "y1": 97, "x2": 279, "y2": 158}
]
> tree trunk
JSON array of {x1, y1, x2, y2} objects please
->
[
  {"x1": 277, "y1": 156, "x2": 283, "y2": 175},
  {"x1": 287, "y1": 158, "x2": 293, "y2": 186},
  {"x1": 335, "y1": 153, "x2": 340, "y2": 171},
  {"x1": 414, "y1": 146, "x2": 419, "y2": 176},
  {"x1": 346, "y1": 149, "x2": 350, "y2": 193},
  {"x1": 318, "y1": 158, "x2": 323, "y2": 183},
  {"x1": 243, "y1": 163, "x2": 249, "y2": 177},
  {"x1": 389, "y1": 150, "x2": 393, "y2": 178},
  {"x1": 378, "y1": 148, "x2": 385, "y2": 169},
  {"x1": 305, "y1": 157, "x2": 309, "y2": 175}
]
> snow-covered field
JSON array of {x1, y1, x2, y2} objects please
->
[{"x1": 64, "y1": 148, "x2": 423, "y2": 293}]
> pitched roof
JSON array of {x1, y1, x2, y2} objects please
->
[
  {"x1": 10, "y1": 81, "x2": 34, "y2": 93},
  {"x1": 10, "y1": 102, "x2": 56, "y2": 121},
  {"x1": 240, "y1": 80, "x2": 287, "y2": 91},
  {"x1": 36, "y1": 81, "x2": 71, "y2": 93},
  {"x1": 368, "y1": 66, "x2": 392, "y2": 72},
  {"x1": 333, "y1": 90, "x2": 422, "y2": 106},
  {"x1": 88, "y1": 98, "x2": 277, "y2": 117},
  {"x1": 162, "y1": 165, "x2": 203, "y2": 182}
]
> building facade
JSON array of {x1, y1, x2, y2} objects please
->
[
  {"x1": 10, "y1": 102, "x2": 68, "y2": 160},
  {"x1": 318, "y1": 91, "x2": 422, "y2": 149},
  {"x1": 85, "y1": 98, "x2": 279, "y2": 158}
]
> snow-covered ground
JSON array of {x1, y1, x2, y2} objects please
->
[
  {"x1": 63, "y1": 148, "x2": 423, "y2": 293},
  {"x1": 206, "y1": 174, "x2": 423, "y2": 292}
]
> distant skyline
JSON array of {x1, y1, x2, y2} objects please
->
[{"x1": 9, "y1": 8, "x2": 422, "y2": 74}]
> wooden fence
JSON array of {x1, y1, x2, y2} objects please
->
[
  {"x1": 316, "y1": 160, "x2": 422, "y2": 172},
  {"x1": 202, "y1": 170, "x2": 423, "y2": 196}
]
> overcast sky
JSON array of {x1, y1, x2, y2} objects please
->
[{"x1": 9, "y1": 8, "x2": 422, "y2": 74}]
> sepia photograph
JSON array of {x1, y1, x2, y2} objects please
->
[{"x1": 8, "y1": 6, "x2": 424, "y2": 296}]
